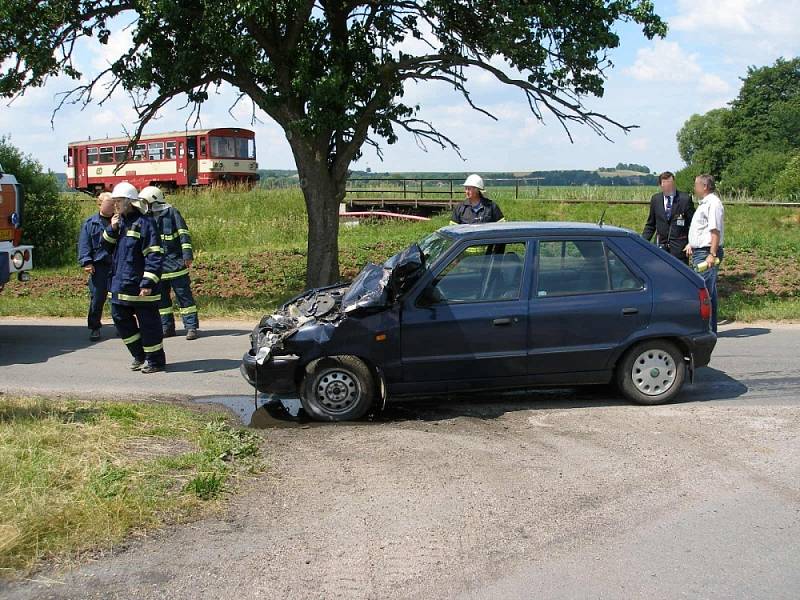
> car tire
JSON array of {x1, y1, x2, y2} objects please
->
[
  {"x1": 300, "y1": 355, "x2": 376, "y2": 421},
  {"x1": 617, "y1": 340, "x2": 686, "y2": 405}
]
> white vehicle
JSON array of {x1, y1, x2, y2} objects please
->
[{"x1": 0, "y1": 164, "x2": 33, "y2": 292}]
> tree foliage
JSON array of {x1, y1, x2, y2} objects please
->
[
  {"x1": 0, "y1": 0, "x2": 666, "y2": 285},
  {"x1": 676, "y1": 57, "x2": 800, "y2": 199},
  {"x1": 0, "y1": 138, "x2": 80, "y2": 267}
]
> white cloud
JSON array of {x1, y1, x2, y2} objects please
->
[
  {"x1": 670, "y1": 0, "x2": 800, "y2": 63},
  {"x1": 625, "y1": 40, "x2": 732, "y2": 96},
  {"x1": 629, "y1": 137, "x2": 649, "y2": 152},
  {"x1": 90, "y1": 28, "x2": 133, "y2": 71}
]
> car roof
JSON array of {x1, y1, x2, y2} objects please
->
[{"x1": 439, "y1": 221, "x2": 635, "y2": 239}]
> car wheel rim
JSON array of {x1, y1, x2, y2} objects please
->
[
  {"x1": 315, "y1": 369, "x2": 361, "y2": 413},
  {"x1": 631, "y1": 349, "x2": 677, "y2": 397}
]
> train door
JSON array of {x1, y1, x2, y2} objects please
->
[
  {"x1": 77, "y1": 147, "x2": 88, "y2": 190},
  {"x1": 186, "y1": 136, "x2": 198, "y2": 185}
]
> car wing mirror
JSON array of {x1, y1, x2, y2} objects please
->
[{"x1": 418, "y1": 284, "x2": 443, "y2": 307}]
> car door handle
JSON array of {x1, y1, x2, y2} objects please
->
[
  {"x1": 492, "y1": 318, "x2": 514, "y2": 326},
  {"x1": 622, "y1": 307, "x2": 639, "y2": 316}
]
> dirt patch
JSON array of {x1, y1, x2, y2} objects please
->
[
  {"x1": 5, "y1": 273, "x2": 86, "y2": 299},
  {"x1": 119, "y1": 436, "x2": 196, "y2": 461},
  {"x1": 718, "y1": 248, "x2": 800, "y2": 297}
]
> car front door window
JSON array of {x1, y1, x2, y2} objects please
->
[{"x1": 431, "y1": 243, "x2": 526, "y2": 303}]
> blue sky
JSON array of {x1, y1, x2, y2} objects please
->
[{"x1": 1, "y1": 0, "x2": 798, "y2": 174}]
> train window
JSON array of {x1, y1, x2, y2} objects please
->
[
  {"x1": 99, "y1": 147, "x2": 114, "y2": 163},
  {"x1": 210, "y1": 136, "x2": 236, "y2": 158},
  {"x1": 165, "y1": 141, "x2": 176, "y2": 159},
  {"x1": 148, "y1": 142, "x2": 164, "y2": 161},
  {"x1": 237, "y1": 138, "x2": 256, "y2": 159},
  {"x1": 133, "y1": 144, "x2": 146, "y2": 161},
  {"x1": 200, "y1": 138, "x2": 207, "y2": 157},
  {"x1": 87, "y1": 147, "x2": 99, "y2": 165},
  {"x1": 67, "y1": 150, "x2": 73, "y2": 167},
  {"x1": 115, "y1": 145, "x2": 127, "y2": 162}
]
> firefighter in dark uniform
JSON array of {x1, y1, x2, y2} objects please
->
[
  {"x1": 642, "y1": 171, "x2": 695, "y2": 263},
  {"x1": 450, "y1": 174, "x2": 505, "y2": 224},
  {"x1": 102, "y1": 182, "x2": 166, "y2": 373},
  {"x1": 138, "y1": 186, "x2": 199, "y2": 340},
  {"x1": 78, "y1": 192, "x2": 114, "y2": 341}
]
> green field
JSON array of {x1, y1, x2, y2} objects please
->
[{"x1": 2, "y1": 186, "x2": 798, "y2": 321}]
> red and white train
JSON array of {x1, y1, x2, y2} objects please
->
[{"x1": 65, "y1": 127, "x2": 259, "y2": 193}]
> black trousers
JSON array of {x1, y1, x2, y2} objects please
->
[
  {"x1": 111, "y1": 302, "x2": 166, "y2": 366},
  {"x1": 87, "y1": 262, "x2": 111, "y2": 330}
]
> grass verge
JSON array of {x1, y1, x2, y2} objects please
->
[
  {"x1": 0, "y1": 396, "x2": 262, "y2": 579},
  {"x1": 2, "y1": 187, "x2": 798, "y2": 321}
]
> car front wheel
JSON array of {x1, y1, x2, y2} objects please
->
[
  {"x1": 300, "y1": 355, "x2": 376, "y2": 421},
  {"x1": 617, "y1": 340, "x2": 686, "y2": 405}
]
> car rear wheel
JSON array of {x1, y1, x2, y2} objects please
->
[
  {"x1": 300, "y1": 356, "x2": 376, "y2": 421},
  {"x1": 617, "y1": 340, "x2": 686, "y2": 405}
]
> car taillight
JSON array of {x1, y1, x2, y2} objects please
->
[{"x1": 699, "y1": 288, "x2": 711, "y2": 321}]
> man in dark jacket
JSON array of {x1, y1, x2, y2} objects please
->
[
  {"x1": 102, "y1": 182, "x2": 166, "y2": 373},
  {"x1": 450, "y1": 174, "x2": 505, "y2": 225},
  {"x1": 642, "y1": 171, "x2": 695, "y2": 262},
  {"x1": 78, "y1": 192, "x2": 115, "y2": 340},
  {"x1": 138, "y1": 186, "x2": 199, "y2": 340}
]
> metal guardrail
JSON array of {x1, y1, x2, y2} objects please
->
[{"x1": 345, "y1": 177, "x2": 546, "y2": 201}]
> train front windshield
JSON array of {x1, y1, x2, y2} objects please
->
[{"x1": 209, "y1": 136, "x2": 256, "y2": 159}]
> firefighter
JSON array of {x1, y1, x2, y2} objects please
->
[
  {"x1": 137, "y1": 186, "x2": 199, "y2": 340},
  {"x1": 78, "y1": 191, "x2": 115, "y2": 340},
  {"x1": 102, "y1": 182, "x2": 166, "y2": 373},
  {"x1": 449, "y1": 174, "x2": 505, "y2": 224}
]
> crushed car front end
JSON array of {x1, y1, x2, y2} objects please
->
[{"x1": 241, "y1": 244, "x2": 426, "y2": 396}]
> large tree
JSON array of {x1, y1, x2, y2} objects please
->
[
  {"x1": 1, "y1": 1, "x2": 665, "y2": 286},
  {"x1": 676, "y1": 57, "x2": 800, "y2": 197}
]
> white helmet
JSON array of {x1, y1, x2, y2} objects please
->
[
  {"x1": 111, "y1": 181, "x2": 139, "y2": 201},
  {"x1": 463, "y1": 174, "x2": 485, "y2": 190},
  {"x1": 139, "y1": 185, "x2": 165, "y2": 206}
]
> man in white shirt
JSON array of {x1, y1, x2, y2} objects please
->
[{"x1": 685, "y1": 174, "x2": 725, "y2": 332}]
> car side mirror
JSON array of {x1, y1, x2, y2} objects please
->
[{"x1": 418, "y1": 284, "x2": 443, "y2": 307}]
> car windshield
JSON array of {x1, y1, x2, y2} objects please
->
[{"x1": 417, "y1": 232, "x2": 453, "y2": 268}]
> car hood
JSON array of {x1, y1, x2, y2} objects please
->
[{"x1": 249, "y1": 244, "x2": 424, "y2": 362}]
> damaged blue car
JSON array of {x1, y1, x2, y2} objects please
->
[{"x1": 241, "y1": 222, "x2": 716, "y2": 421}]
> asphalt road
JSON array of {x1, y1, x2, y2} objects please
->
[{"x1": 1, "y1": 318, "x2": 798, "y2": 600}]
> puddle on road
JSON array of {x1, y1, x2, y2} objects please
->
[
  {"x1": 193, "y1": 393, "x2": 419, "y2": 429},
  {"x1": 195, "y1": 386, "x2": 627, "y2": 429},
  {"x1": 194, "y1": 394, "x2": 315, "y2": 428}
]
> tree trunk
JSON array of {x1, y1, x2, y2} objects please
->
[{"x1": 290, "y1": 140, "x2": 346, "y2": 288}]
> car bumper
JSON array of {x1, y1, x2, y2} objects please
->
[
  {"x1": 240, "y1": 351, "x2": 300, "y2": 395},
  {"x1": 687, "y1": 331, "x2": 717, "y2": 368}
]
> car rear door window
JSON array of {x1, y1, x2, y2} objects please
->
[
  {"x1": 607, "y1": 247, "x2": 644, "y2": 290},
  {"x1": 537, "y1": 240, "x2": 609, "y2": 296},
  {"x1": 432, "y1": 242, "x2": 526, "y2": 303}
]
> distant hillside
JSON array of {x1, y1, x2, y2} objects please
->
[
  {"x1": 54, "y1": 168, "x2": 658, "y2": 191},
  {"x1": 345, "y1": 170, "x2": 658, "y2": 186}
]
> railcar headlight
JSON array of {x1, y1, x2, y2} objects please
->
[{"x1": 11, "y1": 251, "x2": 24, "y2": 269}]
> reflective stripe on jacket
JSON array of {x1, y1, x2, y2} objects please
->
[
  {"x1": 153, "y1": 207, "x2": 193, "y2": 274},
  {"x1": 102, "y1": 213, "x2": 164, "y2": 305}
]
